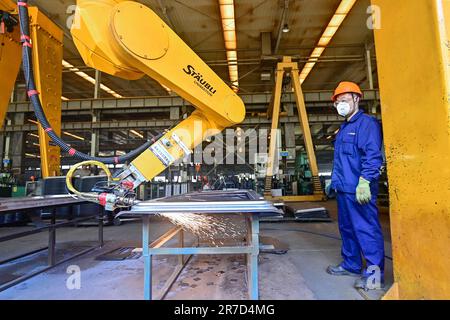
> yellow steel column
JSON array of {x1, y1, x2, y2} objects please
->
[
  {"x1": 0, "y1": 1, "x2": 21, "y2": 127},
  {"x1": 372, "y1": 0, "x2": 450, "y2": 299},
  {"x1": 291, "y1": 68, "x2": 322, "y2": 195},
  {"x1": 28, "y1": 7, "x2": 63, "y2": 177},
  {"x1": 0, "y1": 0, "x2": 15, "y2": 11},
  {"x1": 264, "y1": 67, "x2": 284, "y2": 196}
]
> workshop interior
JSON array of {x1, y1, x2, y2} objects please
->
[{"x1": 0, "y1": 0, "x2": 449, "y2": 301}]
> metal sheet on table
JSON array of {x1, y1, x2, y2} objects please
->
[
  {"x1": 121, "y1": 190, "x2": 282, "y2": 217},
  {"x1": 0, "y1": 195, "x2": 85, "y2": 213}
]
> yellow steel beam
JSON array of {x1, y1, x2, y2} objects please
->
[
  {"x1": 0, "y1": 0, "x2": 16, "y2": 12},
  {"x1": 291, "y1": 68, "x2": 320, "y2": 177},
  {"x1": 28, "y1": 7, "x2": 63, "y2": 177},
  {"x1": 0, "y1": 3, "x2": 63, "y2": 177},
  {"x1": 0, "y1": 0, "x2": 21, "y2": 129},
  {"x1": 265, "y1": 67, "x2": 284, "y2": 179},
  {"x1": 372, "y1": 0, "x2": 450, "y2": 299}
]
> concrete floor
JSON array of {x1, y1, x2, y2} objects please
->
[{"x1": 0, "y1": 200, "x2": 393, "y2": 300}]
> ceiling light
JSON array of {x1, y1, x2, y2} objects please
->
[
  {"x1": 62, "y1": 60, "x2": 123, "y2": 98},
  {"x1": 299, "y1": 0, "x2": 357, "y2": 83},
  {"x1": 219, "y1": 0, "x2": 239, "y2": 92},
  {"x1": 282, "y1": 24, "x2": 290, "y2": 33},
  {"x1": 25, "y1": 153, "x2": 40, "y2": 158},
  {"x1": 130, "y1": 130, "x2": 144, "y2": 139},
  {"x1": 63, "y1": 131, "x2": 85, "y2": 141}
]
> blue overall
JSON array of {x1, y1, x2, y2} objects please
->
[{"x1": 331, "y1": 110, "x2": 385, "y2": 278}]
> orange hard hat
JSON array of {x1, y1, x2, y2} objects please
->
[{"x1": 332, "y1": 81, "x2": 363, "y2": 102}]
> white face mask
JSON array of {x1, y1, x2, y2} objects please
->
[{"x1": 336, "y1": 101, "x2": 351, "y2": 117}]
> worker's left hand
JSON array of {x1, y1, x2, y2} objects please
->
[{"x1": 356, "y1": 177, "x2": 371, "y2": 205}]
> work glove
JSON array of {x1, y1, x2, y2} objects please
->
[{"x1": 356, "y1": 177, "x2": 371, "y2": 205}]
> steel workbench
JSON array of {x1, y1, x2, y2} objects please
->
[{"x1": 119, "y1": 190, "x2": 282, "y2": 300}]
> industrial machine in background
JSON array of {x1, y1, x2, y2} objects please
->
[
  {"x1": 0, "y1": 159, "x2": 17, "y2": 197},
  {"x1": 293, "y1": 152, "x2": 316, "y2": 195}
]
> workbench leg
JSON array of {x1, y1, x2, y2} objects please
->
[
  {"x1": 98, "y1": 208, "x2": 104, "y2": 247},
  {"x1": 178, "y1": 229, "x2": 184, "y2": 265},
  {"x1": 244, "y1": 215, "x2": 250, "y2": 282},
  {"x1": 143, "y1": 216, "x2": 152, "y2": 300},
  {"x1": 48, "y1": 208, "x2": 56, "y2": 266},
  {"x1": 248, "y1": 215, "x2": 259, "y2": 300}
]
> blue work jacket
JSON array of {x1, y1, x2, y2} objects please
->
[{"x1": 331, "y1": 110, "x2": 383, "y2": 194}]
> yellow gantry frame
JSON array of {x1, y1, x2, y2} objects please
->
[
  {"x1": 0, "y1": 1, "x2": 62, "y2": 177},
  {"x1": 372, "y1": 0, "x2": 450, "y2": 299},
  {"x1": 0, "y1": 0, "x2": 21, "y2": 130},
  {"x1": 28, "y1": 7, "x2": 63, "y2": 177},
  {"x1": 264, "y1": 57, "x2": 324, "y2": 202},
  {"x1": 71, "y1": 0, "x2": 245, "y2": 182}
]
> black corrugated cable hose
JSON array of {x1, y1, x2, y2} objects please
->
[{"x1": 17, "y1": 0, "x2": 154, "y2": 164}]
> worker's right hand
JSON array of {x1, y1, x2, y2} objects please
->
[{"x1": 356, "y1": 177, "x2": 371, "y2": 205}]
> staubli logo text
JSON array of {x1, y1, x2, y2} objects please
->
[{"x1": 183, "y1": 65, "x2": 217, "y2": 96}]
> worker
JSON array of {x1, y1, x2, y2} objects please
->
[{"x1": 326, "y1": 81, "x2": 385, "y2": 291}]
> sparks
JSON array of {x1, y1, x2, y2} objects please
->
[{"x1": 157, "y1": 213, "x2": 245, "y2": 246}]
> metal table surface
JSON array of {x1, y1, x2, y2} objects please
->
[
  {"x1": 0, "y1": 195, "x2": 86, "y2": 214},
  {"x1": 120, "y1": 190, "x2": 282, "y2": 300}
]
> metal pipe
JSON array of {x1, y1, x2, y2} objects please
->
[
  {"x1": 94, "y1": 70, "x2": 101, "y2": 99},
  {"x1": 274, "y1": 0, "x2": 290, "y2": 54},
  {"x1": 365, "y1": 43, "x2": 374, "y2": 90}
]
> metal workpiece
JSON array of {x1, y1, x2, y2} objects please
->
[
  {"x1": 119, "y1": 190, "x2": 283, "y2": 217},
  {"x1": 126, "y1": 200, "x2": 282, "y2": 216},
  {"x1": 0, "y1": 195, "x2": 85, "y2": 213}
]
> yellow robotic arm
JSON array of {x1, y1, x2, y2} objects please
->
[{"x1": 70, "y1": 0, "x2": 245, "y2": 207}]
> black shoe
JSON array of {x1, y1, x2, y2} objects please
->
[
  {"x1": 354, "y1": 276, "x2": 385, "y2": 291},
  {"x1": 326, "y1": 264, "x2": 360, "y2": 277}
]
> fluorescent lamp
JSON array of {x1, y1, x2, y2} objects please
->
[
  {"x1": 299, "y1": 0, "x2": 357, "y2": 83},
  {"x1": 130, "y1": 130, "x2": 144, "y2": 139},
  {"x1": 62, "y1": 60, "x2": 123, "y2": 98},
  {"x1": 63, "y1": 131, "x2": 85, "y2": 141},
  {"x1": 25, "y1": 153, "x2": 40, "y2": 158},
  {"x1": 219, "y1": 0, "x2": 239, "y2": 92}
]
